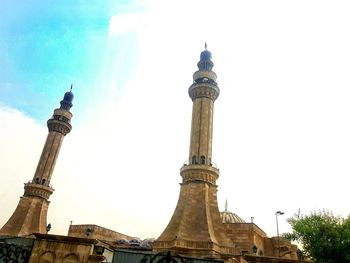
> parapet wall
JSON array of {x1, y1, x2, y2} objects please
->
[{"x1": 68, "y1": 224, "x2": 133, "y2": 242}]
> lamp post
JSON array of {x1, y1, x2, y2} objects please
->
[
  {"x1": 252, "y1": 244, "x2": 257, "y2": 255},
  {"x1": 275, "y1": 211, "x2": 284, "y2": 258},
  {"x1": 86, "y1": 227, "x2": 93, "y2": 237},
  {"x1": 46, "y1": 223, "x2": 51, "y2": 234}
]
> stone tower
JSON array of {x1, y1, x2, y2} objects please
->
[
  {"x1": 154, "y1": 49, "x2": 236, "y2": 258},
  {"x1": 0, "y1": 88, "x2": 74, "y2": 236}
]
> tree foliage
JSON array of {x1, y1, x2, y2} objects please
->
[{"x1": 284, "y1": 210, "x2": 350, "y2": 263}]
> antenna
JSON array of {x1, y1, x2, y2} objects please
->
[{"x1": 205, "y1": 42, "x2": 207, "y2": 50}]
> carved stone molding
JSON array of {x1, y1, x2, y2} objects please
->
[
  {"x1": 47, "y1": 119, "x2": 72, "y2": 135},
  {"x1": 188, "y1": 83, "x2": 220, "y2": 101},
  {"x1": 180, "y1": 165, "x2": 219, "y2": 185},
  {"x1": 24, "y1": 183, "x2": 54, "y2": 200}
]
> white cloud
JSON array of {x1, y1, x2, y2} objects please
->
[
  {"x1": 109, "y1": 13, "x2": 147, "y2": 36},
  {"x1": 0, "y1": 107, "x2": 46, "y2": 222}
]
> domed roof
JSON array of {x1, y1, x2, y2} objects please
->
[
  {"x1": 60, "y1": 84, "x2": 74, "y2": 110},
  {"x1": 140, "y1": 238, "x2": 156, "y2": 248},
  {"x1": 220, "y1": 210, "x2": 246, "y2": 223},
  {"x1": 220, "y1": 200, "x2": 245, "y2": 223},
  {"x1": 63, "y1": 90, "x2": 74, "y2": 104},
  {"x1": 200, "y1": 49, "x2": 212, "y2": 61},
  {"x1": 197, "y1": 43, "x2": 214, "y2": 72}
]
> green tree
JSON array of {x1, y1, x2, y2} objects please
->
[{"x1": 284, "y1": 210, "x2": 350, "y2": 263}]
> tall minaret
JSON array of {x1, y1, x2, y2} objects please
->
[
  {"x1": 0, "y1": 88, "x2": 74, "y2": 236},
  {"x1": 154, "y1": 48, "x2": 236, "y2": 258}
]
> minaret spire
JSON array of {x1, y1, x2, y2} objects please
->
[
  {"x1": 154, "y1": 49, "x2": 235, "y2": 258},
  {"x1": 0, "y1": 86, "x2": 74, "y2": 237}
]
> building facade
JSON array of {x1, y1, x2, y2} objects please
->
[
  {"x1": 153, "y1": 48, "x2": 299, "y2": 262},
  {"x1": 0, "y1": 51, "x2": 305, "y2": 263}
]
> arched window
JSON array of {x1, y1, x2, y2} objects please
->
[
  {"x1": 200, "y1": 155, "x2": 206, "y2": 164},
  {"x1": 62, "y1": 253, "x2": 79, "y2": 263},
  {"x1": 42, "y1": 179, "x2": 46, "y2": 185},
  {"x1": 35, "y1": 178, "x2": 39, "y2": 184},
  {"x1": 38, "y1": 251, "x2": 54, "y2": 263},
  {"x1": 192, "y1": 155, "x2": 197, "y2": 164}
]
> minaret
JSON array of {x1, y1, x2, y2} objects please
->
[
  {"x1": 0, "y1": 87, "x2": 74, "y2": 236},
  {"x1": 154, "y1": 48, "x2": 236, "y2": 258}
]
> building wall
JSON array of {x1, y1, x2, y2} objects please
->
[
  {"x1": 264, "y1": 236, "x2": 298, "y2": 259},
  {"x1": 222, "y1": 223, "x2": 297, "y2": 259},
  {"x1": 28, "y1": 234, "x2": 104, "y2": 263},
  {"x1": 68, "y1": 224, "x2": 133, "y2": 242}
]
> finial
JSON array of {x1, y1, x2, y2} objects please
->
[
  {"x1": 70, "y1": 84, "x2": 73, "y2": 92},
  {"x1": 205, "y1": 42, "x2": 207, "y2": 50},
  {"x1": 225, "y1": 199, "x2": 228, "y2": 211}
]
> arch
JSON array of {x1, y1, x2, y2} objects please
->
[
  {"x1": 42, "y1": 179, "x2": 46, "y2": 185},
  {"x1": 35, "y1": 177, "x2": 39, "y2": 184},
  {"x1": 62, "y1": 253, "x2": 79, "y2": 263},
  {"x1": 38, "y1": 251, "x2": 54, "y2": 263},
  {"x1": 200, "y1": 155, "x2": 206, "y2": 164},
  {"x1": 191, "y1": 155, "x2": 197, "y2": 164}
]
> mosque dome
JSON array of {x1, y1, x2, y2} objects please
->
[
  {"x1": 220, "y1": 200, "x2": 245, "y2": 223},
  {"x1": 220, "y1": 210, "x2": 246, "y2": 223},
  {"x1": 140, "y1": 238, "x2": 156, "y2": 248}
]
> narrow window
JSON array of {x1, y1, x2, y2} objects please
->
[
  {"x1": 201, "y1": 155, "x2": 206, "y2": 164},
  {"x1": 42, "y1": 179, "x2": 46, "y2": 185},
  {"x1": 192, "y1": 155, "x2": 197, "y2": 164}
]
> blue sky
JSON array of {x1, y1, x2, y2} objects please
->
[
  {"x1": 0, "y1": 0, "x2": 140, "y2": 123},
  {"x1": 1, "y1": 0, "x2": 350, "y2": 239}
]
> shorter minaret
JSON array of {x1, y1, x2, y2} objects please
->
[{"x1": 0, "y1": 87, "x2": 74, "y2": 236}]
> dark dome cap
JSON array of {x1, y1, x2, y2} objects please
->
[
  {"x1": 60, "y1": 84, "x2": 74, "y2": 110},
  {"x1": 63, "y1": 90, "x2": 74, "y2": 104},
  {"x1": 200, "y1": 49, "x2": 212, "y2": 61},
  {"x1": 197, "y1": 43, "x2": 214, "y2": 71}
]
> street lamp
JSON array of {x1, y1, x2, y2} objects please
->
[
  {"x1": 275, "y1": 211, "x2": 284, "y2": 258},
  {"x1": 252, "y1": 244, "x2": 257, "y2": 254},
  {"x1": 86, "y1": 227, "x2": 93, "y2": 237},
  {"x1": 46, "y1": 223, "x2": 51, "y2": 233}
]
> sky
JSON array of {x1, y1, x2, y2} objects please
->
[{"x1": 1, "y1": 0, "x2": 350, "y2": 240}]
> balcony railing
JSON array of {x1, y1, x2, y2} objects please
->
[{"x1": 182, "y1": 160, "x2": 217, "y2": 168}]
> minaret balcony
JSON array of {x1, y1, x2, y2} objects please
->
[
  {"x1": 180, "y1": 163, "x2": 219, "y2": 185},
  {"x1": 24, "y1": 182, "x2": 54, "y2": 200},
  {"x1": 193, "y1": 70, "x2": 217, "y2": 83},
  {"x1": 47, "y1": 119, "x2": 72, "y2": 135},
  {"x1": 188, "y1": 83, "x2": 220, "y2": 101},
  {"x1": 182, "y1": 160, "x2": 218, "y2": 169}
]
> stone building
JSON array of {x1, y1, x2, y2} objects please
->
[
  {"x1": 220, "y1": 207, "x2": 298, "y2": 258},
  {"x1": 153, "y1": 48, "x2": 299, "y2": 262},
  {"x1": 67, "y1": 224, "x2": 133, "y2": 243},
  {"x1": 28, "y1": 234, "x2": 105, "y2": 263},
  {"x1": 0, "y1": 49, "x2": 305, "y2": 263}
]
